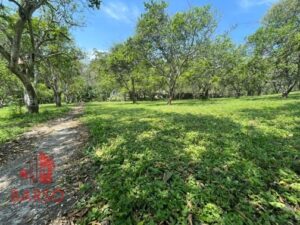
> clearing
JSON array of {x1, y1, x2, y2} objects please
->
[
  {"x1": 0, "y1": 93, "x2": 300, "y2": 225},
  {"x1": 78, "y1": 93, "x2": 300, "y2": 224}
]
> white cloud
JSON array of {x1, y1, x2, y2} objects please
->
[
  {"x1": 85, "y1": 49, "x2": 109, "y2": 62},
  {"x1": 102, "y1": 1, "x2": 140, "y2": 24},
  {"x1": 238, "y1": 0, "x2": 278, "y2": 8}
]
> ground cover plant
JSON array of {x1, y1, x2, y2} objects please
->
[
  {"x1": 78, "y1": 92, "x2": 300, "y2": 224},
  {"x1": 0, "y1": 104, "x2": 70, "y2": 144}
]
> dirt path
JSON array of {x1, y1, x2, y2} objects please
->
[{"x1": 0, "y1": 106, "x2": 89, "y2": 225}]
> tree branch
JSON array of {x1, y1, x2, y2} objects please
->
[{"x1": 8, "y1": 0, "x2": 22, "y2": 9}]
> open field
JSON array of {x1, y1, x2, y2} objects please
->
[
  {"x1": 78, "y1": 92, "x2": 300, "y2": 224},
  {"x1": 0, "y1": 104, "x2": 70, "y2": 144}
]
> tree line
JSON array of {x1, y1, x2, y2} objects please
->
[
  {"x1": 88, "y1": 0, "x2": 300, "y2": 104},
  {"x1": 0, "y1": 0, "x2": 299, "y2": 112}
]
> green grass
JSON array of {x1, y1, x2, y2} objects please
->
[
  {"x1": 80, "y1": 92, "x2": 299, "y2": 224},
  {"x1": 0, "y1": 104, "x2": 71, "y2": 144}
]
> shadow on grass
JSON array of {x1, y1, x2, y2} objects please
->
[{"x1": 80, "y1": 104, "x2": 300, "y2": 225}]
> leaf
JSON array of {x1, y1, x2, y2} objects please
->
[{"x1": 269, "y1": 201, "x2": 285, "y2": 209}]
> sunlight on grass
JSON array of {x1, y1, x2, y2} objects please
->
[
  {"x1": 0, "y1": 104, "x2": 71, "y2": 144},
  {"x1": 79, "y1": 92, "x2": 300, "y2": 224}
]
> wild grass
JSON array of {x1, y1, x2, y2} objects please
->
[
  {"x1": 0, "y1": 104, "x2": 70, "y2": 144},
  {"x1": 79, "y1": 92, "x2": 300, "y2": 224}
]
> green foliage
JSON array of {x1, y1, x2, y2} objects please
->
[
  {"x1": 197, "y1": 203, "x2": 223, "y2": 224},
  {"x1": 88, "y1": 51, "x2": 118, "y2": 101},
  {"x1": 0, "y1": 104, "x2": 70, "y2": 144},
  {"x1": 136, "y1": 1, "x2": 217, "y2": 103},
  {"x1": 0, "y1": 59, "x2": 22, "y2": 105},
  {"x1": 78, "y1": 92, "x2": 300, "y2": 224},
  {"x1": 36, "y1": 83, "x2": 53, "y2": 104},
  {"x1": 248, "y1": 0, "x2": 300, "y2": 97}
]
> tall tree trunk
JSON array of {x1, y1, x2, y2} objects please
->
[
  {"x1": 13, "y1": 69, "x2": 39, "y2": 113},
  {"x1": 9, "y1": 17, "x2": 39, "y2": 113}
]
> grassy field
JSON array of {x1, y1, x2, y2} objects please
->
[
  {"x1": 79, "y1": 92, "x2": 300, "y2": 225},
  {"x1": 0, "y1": 104, "x2": 70, "y2": 144}
]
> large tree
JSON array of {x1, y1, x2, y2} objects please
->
[
  {"x1": 0, "y1": 0, "x2": 100, "y2": 113},
  {"x1": 136, "y1": 0, "x2": 216, "y2": 104},
  {"x1": 249, "y1": 0, "x2": 300, "y2": 98}
]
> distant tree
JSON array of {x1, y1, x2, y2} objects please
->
[
  {"x1": 108, "y1": 38, "x2": 145, "y2": 103},
  {"x1": 243, "y1": 55, "x2": 269, "y2": 96},
  {"x1": 88, "y1": 51, "x2": 118, "y2": 101},
  {"x1": 40, "y1": 45, "x2": 82, "y2": 107},
  {"x1": 184, "y1": 36, "x2": 234, "y2": 99},
  {"x1": 136, "y1": 0, "x2": 216, "y2": 104}
]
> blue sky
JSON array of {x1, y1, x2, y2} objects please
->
[{"x1": 72, "y1": 0, "x2": 278, "y2": 54}]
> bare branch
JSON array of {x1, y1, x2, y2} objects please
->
[{"x1": 8, "y1": 0, "x2": 22, "y2": 9}]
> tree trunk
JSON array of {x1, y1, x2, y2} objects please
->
[
  {"x1": 6, "y1": 17, "x2": 39, "y2": 113},
  {"x1": 257, "y1": 87, "x2": 262, "y2": 96},
  {"x1": 167, "y1": 80, "x2": 176, "y2": 105},
  {"x1": 54, "y1": 91, "x2": 62, "y2": 107},
  {"x1": 131, "y1": 78, "x2": 137, "y2": 104},
  {"x1": 167, "y1": 95, "x2": 173, "y2": 105},
  {"x1": 282, "y1": 80, "x2": 297, "y2": 98},
  {"x1": 13, "y1": 68, "x2": 39, "y2": 113},
  {"x1": 247, "y1": 89, "x2": 254, "y2": 96},
  {"x1": 167, "y1": 85, "x2": 174, "y2": 105},
  {"x1": 23, "y1": 82, "x2": 39, "y2": 113},
  {"x1": 203, "y1": 88, "x2": 209, "y2": 99}
]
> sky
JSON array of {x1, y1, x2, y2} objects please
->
[{"x1": 71, "y1": 0, "x2": 279, "y2": 55}]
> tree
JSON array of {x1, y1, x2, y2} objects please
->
[
  {"x1": 39, "y1": 39, "x2": 82, "y2": 107},
  {"x1": 243, "y1": 55, "x2": 269, "y2": 96},
  {"x1": 249, "y1": 0, "x2": 300, "y2": 98},
  {"x1": 184, "y1": 36, "x2": 235, "y2": 99},
  {"x1": 0, "y1": 0, "x2": 101, "y2": 113},
  {"x1": 136, "y1": 0, "x2": 217, "y2": 104},
  {"x1": 108, "y1": 38, "x2": 145, "y2": 104},
  {"x1": 88, "y1": 51, "x2": 118, "y2": 101}
]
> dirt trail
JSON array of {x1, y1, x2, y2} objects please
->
[{"x1": 0, "y1": 106, "x2": 89, "y2": 225}]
